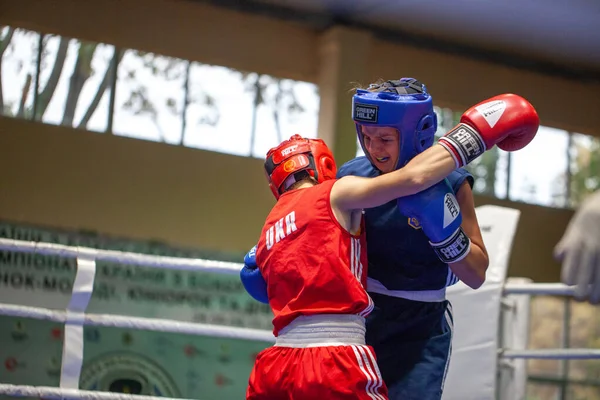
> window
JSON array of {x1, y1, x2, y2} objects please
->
[
  {"x1": 509, "y1": 126, "x2": 570, "y2": 208},
  {"x1": 2, "y1": 25, "x2": 598, "y2": 209},
  {"x1": 183, "y1": 67, "x2": 319, "y2": 157},
  {"x1": 37, "y1": 34, "x2": 115, "y2": 132},
  {"x1": 1, "y1": 27, "x2": 39, "y2": 119},
  {"x1": 568, "y1": 133, "x2": 600, "y2": 208},
  {"x1": 0, "y1": 25, "x2": 319, "y2": 158},
  {"x1": 113, "y1": 50, "x2": 187, "y2": 143}
]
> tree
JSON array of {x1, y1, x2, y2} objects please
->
[
  {"x1": 0, "y1": 27, "x2": 219, "y2": 139},
  {"x1": 467, "y1": 148, "x2": 500, "y2": 197},
  {"x1": 569, "y1": 135, "x2": 600, "y2": 207},
  {"x1": 76, "y1": 46, "x2": 123, "y2": 129},
  {"x1": 240, "y1": 72, "x2": 306, "y2": 155},
  {"x1": 35, "y1": 36, "x2": 69, "y2": 120},
  {"x1": 0, "y1": 26, "x2": 15, "y2": 113},
  {"x1": 0, "y1": 26, "x2": 321, "y2": 153},
  {"x1": 1, "y1": 27, "x2": 111, "y2": 126}
]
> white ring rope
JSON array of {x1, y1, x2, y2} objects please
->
[
  {"x1": 503, "y1": 282, "x2": 578, "y2": 296},
  {"x1": 0, "y1": 238, "x2": 242, "y2": 274},
  {"x1": 0, "y1": 302, "x2": 275, "y2": 342},
  {"x1": 1, "y1": 237, "x2": 599, "y2": 400},
  {"x1": 0, "y1": 384, "x2": 195, "y2": 400},
  {"x1": 500, "y1": 349, "x2": 600, "y2": 360},
  {"x1": 0, "y1": 238, "x2": 581, "y2": 294},
  {"x1": 0, "y1": 237, "x2": 274, "y2": 400}
]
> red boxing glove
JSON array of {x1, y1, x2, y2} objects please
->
[{"x1": 438, "y1": 94, "x2": 540, "y2": 168}]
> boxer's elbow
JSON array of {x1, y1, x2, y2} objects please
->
[
  {"x1": 468, "y1": 247, "x2": 489, "y2": 289},
  {"x1": 451, "y1": 245, "x2": 489, "y2": 289},
  {"x1": 460, "y1": 270, "x2": 485, "y2": 290},
  {"x1": 465, "y1": 268, "x2": 486, "y2": 289}
]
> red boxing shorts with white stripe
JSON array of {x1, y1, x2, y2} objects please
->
[{"x1": 246, "y1": 344, "x2": 388, "y2": 399}]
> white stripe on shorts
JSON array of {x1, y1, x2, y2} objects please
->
[
  {"x1": 351, "y1": 344, "x2": 386, "y2": 400},
  {"x1": 441, "y1": 304, "x2": 454, "y2": 392}
]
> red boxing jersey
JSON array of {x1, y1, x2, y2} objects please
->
[{"x1": 256, "y1": 179, "x2": 373, "y2": 336}]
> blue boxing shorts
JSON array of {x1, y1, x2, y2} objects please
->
[{"x1": 365, "y1": 293, "x2": 453, "y2": 400}]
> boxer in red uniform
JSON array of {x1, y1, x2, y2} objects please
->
[{"x1": 245, "y1": 93, "x2": 539, "y2": 400}]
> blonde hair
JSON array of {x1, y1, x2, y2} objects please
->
[
  {"x1": 351, "y1": 78, "x2": 426, "y2": 96},
  {"x1": 348, "y1": 79, "x2": 387, "y2": 94}
]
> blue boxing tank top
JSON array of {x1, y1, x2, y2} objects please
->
[{"x1": 337, "y1": 156, "x2": 474, "y2": 296}]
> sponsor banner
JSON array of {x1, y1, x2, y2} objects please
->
[
  {"x1": 0, "y1": 221, "x2": 272, "y2": 330},
  {"x1": 0, "y1": 316, "x2": 267, "y2": 398},
  {"x1": 0, "y1": 221, "x2": 272, "y2": 398}
]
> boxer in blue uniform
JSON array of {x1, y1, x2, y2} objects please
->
[{"x1": 337, "y1": 78, "x2": 490, "y2": 400}]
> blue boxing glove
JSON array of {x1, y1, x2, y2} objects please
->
[
  {"x1": 240, "y1": 245, "x2": 269, "y2": 304},
  {"x1": 397, "y1": 179, "x2": 471, "y2": 264}
]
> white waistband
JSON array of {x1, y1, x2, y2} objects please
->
[
  {"x1": 366, "y1": 278, "x2": 447, "y2": 302},
  {"x1": 275, "y1": 314, "x2": 366, "y2": 348}
]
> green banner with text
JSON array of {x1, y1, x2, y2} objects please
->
[{"x1": 0, "y1": 221, "x2": 272, "y2": 399}]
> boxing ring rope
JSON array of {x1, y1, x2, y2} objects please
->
[
  {"x1": 0, "y1": 237, "x2": 276, "y2": 400},
  {"x1": 0, "y1": 302, "x2": 275, "y2": 342},
  {"x1": 0, "y1": 238, "x2": 242, "y2": 274},
  {"x1": 503, "y1": 282, "x2": 580, "y2": 297},
  {"x1": 500, "y1": 349, "x2": 600, "y2": 360},
  {"x1": 0, "y1": 384, "x2": 194, "y2": 400},
  {"x1": 0, "y1": 237, "x2": 599, "y2": 400}
]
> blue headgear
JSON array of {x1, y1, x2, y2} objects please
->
[{"x1": 352, "y1": 78, "x2": 437, "y2": 170}]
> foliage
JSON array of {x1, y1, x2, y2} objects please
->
[
  {"x1": 569, "y1": 136, "x2": 600, "y2": 207},
  {"x1": 0, "y1": 26, "x2": 311, "y2": 147},
  {"x1": 238, "y1": 71, "x2": 307, "y2": 147}
]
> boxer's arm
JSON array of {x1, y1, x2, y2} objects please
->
[
  {"x1": 332, "y1": 93, "x2": 539, "y2": 212},
  {"x1": 332, "y1": 144, "x2": 457, "y2": 211},
  {"x1": 446, "y1": 182, "x2": 489, "y2": 289}
]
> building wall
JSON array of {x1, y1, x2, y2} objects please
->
[
  {"x1": 0, "y1": 117, "x2": 274, "y2": 253},
  {"x1": 1, "y1": 0, "x2": 592, "y2": 283},
  {"x1": 0, "y1": 117, "x2": 572, "y2": 282},
  {"x1": 2, "y1": 0, "x2": 599, "y2": 137}
]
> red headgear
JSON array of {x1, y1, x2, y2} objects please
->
[{"x1": 264, "y1": 134, "x2": 337, "y2": 199}]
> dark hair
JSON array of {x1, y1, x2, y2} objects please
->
[{"x1": 350, "y1": 78, "x2": 426, "y2": 95}]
